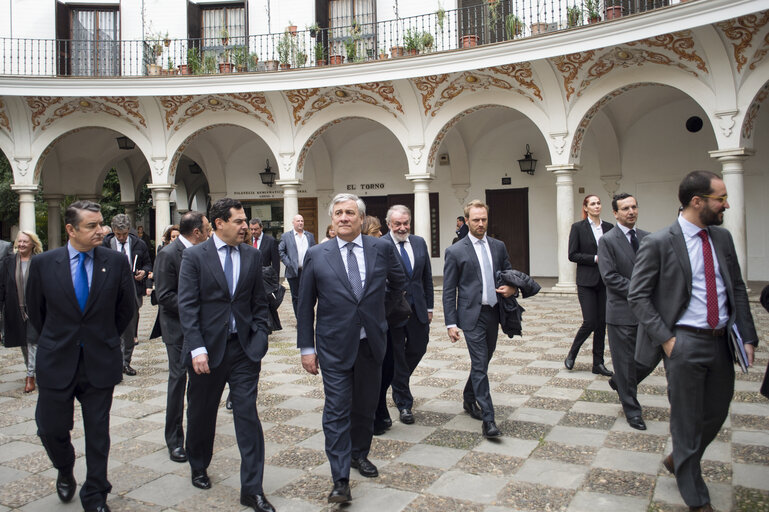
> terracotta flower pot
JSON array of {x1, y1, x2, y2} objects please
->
[
  {"x1": 407, "y1": 49, "x2": 419, "y2": 56},
  {"x1": 530, "y1": 22, "x2": 548, "y2": 34},
  {"x1": 329, "y1": 55, "x2": 344, "y2": 65},
  {"x1": 390, "y1": 46, "x2": 405, "y2": 58},
  {"x1": 279, "y1": 62, "x2": 291, "y2": 70},
  {"x1": 147, "y1": 63, "x2": 161, "y2": 76},
  {"x1": 316, "y1": 59, "x2": 327, "y2": 67},
  {"x1": 460, "y1": 34, "x2": 479, "y2": 48},
  {"x1": 604, "y1": 6, "x2": 623, "y2": 19},
  {"x1": 264, "y1": 60, "x2": 279, "y2": 71},
  {"x1": 178, "y1": 64, "x2": 190, "y2": 75},
  {"x1": 218, "y1": 62, "x2": 234, "y2": 73},
  {"x1": 287, "y1": 25, "x2": 297, "y2": 35}
]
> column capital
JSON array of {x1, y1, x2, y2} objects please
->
[
  {"x1": 708, "y1": 148, "x2": 754, "y2": 161},
  {"x1": 546, "y1": 164, "x2": 581, "y2": 174},
  {"x1": 146, "y1": 183, "x2": 176, "y2": 192},
  {"x1": 275, "y1": 179, "x2": 302, "y2": 189},
  {"x1": 11, "y1": 184, "x2": 39, "y2": 194},
  {"x1": 43, "y1": 193, "x2": 65, "y2": 201},
  {"x1": 405, "y1": 173, "x2": 434, "y2": 183}
]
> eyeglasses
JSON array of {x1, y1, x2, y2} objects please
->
[{"x1": 700, "y1": 194, "x2": 728, "y2": 204}]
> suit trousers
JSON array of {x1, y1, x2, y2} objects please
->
[
  {"x1": 320, "y1": 339, "x2": 380, "y2": 482},
  {"x1": 287, "y1": 270, "x2": 302, "y2": 317},
  {"x1": 186, "y1": 336, "x2": 265, "y2": 494},
  {"x1": 462, "y1": 305, "x2": 498, "y2": 422},
  {"x1": 164, "y1": 341, "x2": 187, "y2": 450},
  {"x1": 569, "y1": 283, "x2": 607, "y2": 365},
  {"x1": 664, "y1": 328, "x2": 734, "y2": 508},
  {"x1": 36, "y1": 349, "x2": 114, "y2": 509},
  {"x1": 391, "y1": 310, "x2": 430, "y2": 410},
  {"x1": 375, "y1": 331, "x2": 394, "y2": 424},
  {"x1": 606, "y1": 323, "x2": 658, "y2": 419},
  {"x1": 120, "y1": 294, "x2": 142, "y2": 366}
]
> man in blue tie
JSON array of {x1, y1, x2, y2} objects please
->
[
  {"x1": 297, "y1": 193, "x2": 407, "y2": 504},
  {"x1": 26, "y1": 201, "x2": 136, "y2": 512}
]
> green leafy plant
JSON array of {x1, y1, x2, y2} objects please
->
[
  {"x1": 487, "y1": 0, "x2": 500, "y2": 25},
  {"x1": 436, "y1": 3, "x2": 446, "y2": 31},
  {"x1": 314, "y1": 42, "x2": 326, "y2": 62},
  {"x1": 233, "y1": 45, "x2": 248, "y2": 69},
  {"x1": 220, "y1": 27, "x2": 230, "y2": 45},
  {"x1": 203, "y1": 53, "x2": 217, "y2": 73},
  {"x1": 187, "y1": 47, "x2": 202, "y2": 74},
  {"x1": 566, "y1": 5, "x2": 582, "y2": 27},
  {"x1": 404, "y1": 28, "x2": 420, "y2": 52},
  {"x1": 277, "y1": 30, "x2": 293, "y2": 65},
  {"x1": 167, "y1": 57, "x2": 174, "y2": 70},
  {"x1": 344, "y1": 38, "x2": 358, "y2": 62},
  {"x1": 505, "y1": 14, "x2": 523, "y2": 37},
  {"x1": 585, "y1": 0, "x2": 601, "y2": 20},
  {"x1": 296, "y1": 49, "x2": 308, "y2": 67},
  {"x1": 421, "y1": 31, "x2": 434, "y2": 51}
]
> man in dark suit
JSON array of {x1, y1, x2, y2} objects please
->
[
  {"x1": 154, "y1": 211, "x2": 210, "y2": 463},
  {"x1": 0, "y1": 238, "x2": 12, "y2": 336},
  {"x1": 455, "y1": 216, "x2": 469, "y2": 241},
  {"x1": 178, "y1": 198, "x2": 275, "y2": 512},
  {"x1": 598, "y1": 193, "x2": 659, "y2": 431},
  {"x1": 102, "y1": 213, "x2": 152, "y2": 376},
  {"x1": 443, "y1": 200, "x2": 516, "y2": 439},
  {"x1": 27, "y1": 200, "x2": 135, "y2": 512},
  {"x1": 374, "y1": 205, "x2": 433, "y2": 433},
  {"x1": 279, "y1": 214, "x2": 315, "y2": 315},
  {"x1": 629, "y1": 171, "x2": 758, "y2": 512},
  {"x1": 297, "y1": 193, "x2": 407, "y2": 504},
  {"x1": 250, "y1": 217, "x2": 279, "y2": 274}
]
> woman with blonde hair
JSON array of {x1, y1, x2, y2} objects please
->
[
  {"x1": 0, "y1": 231, "x2": 43, "y2": 392},
  {"x1": 362, "y1": 215, "x2": 382, "y2": 238}
]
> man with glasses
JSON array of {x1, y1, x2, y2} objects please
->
[{"x1": 629, "y1": 171, "x2": 758, "y2": 512}]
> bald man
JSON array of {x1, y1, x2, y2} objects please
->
[{"x1": 279, "y1": 215, "x2": 316, "y2": 316}]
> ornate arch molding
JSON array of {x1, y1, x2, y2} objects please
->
[
  {"x1": 159, "y1": 93, "x2": 274, "y2": 134},
  {"x1": 285, "y1": 83, "x2": 405, "y2": 128},
  {"x1": 716, "y1": 11, "x2": 769, "y2": 75},
  {"x1": 25, "y1": 96, "x2": 147, "y2": 133},
  {"x1": 425, "y1": 105, "x2": 501, "y2": 170},
  {"x1": 0, "y1": 98, "x2": 10, "y2": 137},
  {"x1": 741, "y1": 81, "x2": 769, "y2": 141},
  {"x1": 295, "y1": 117, "x2": 353, "y2": 178}
]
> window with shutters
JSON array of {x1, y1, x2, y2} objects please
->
[
  {"x1": 57, "y1": 5, "x2": 120, "y2": 76},
  {"x1": 328, "y1": 0, "x2": 376, "y2": 62},
  {"x1": 201, "y1": 3, "x2": 247, "y2": 48}
]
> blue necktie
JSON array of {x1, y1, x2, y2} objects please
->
[
  {"x1": 399, "y1": 241, "x2": 413, "y2": 277},
  {"x1": 224, "y1": 245, "x2": 235, "y2": 296},
  {"x1": 479, "y1": 239, "x2": 497, "y2": 307},
  {"x1": 74, "y1": 252, "x2": 89, "y2": 311},
  {"x1": 346, "y1": 242, "x2": 363, "y2": 300}
]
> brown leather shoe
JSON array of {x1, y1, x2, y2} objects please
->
[
  {"x1": 24, "y1": 376, "x2": 35, "y2": 393},
  {"x1": 689, "y1": 504, "x2": 713, "y2": 512},
  {"x1": 663, "y1": 453, "x2": 674, "y2": 475}
]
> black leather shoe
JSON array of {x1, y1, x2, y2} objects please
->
[
  {"x1": 463, "y1": 400, "x2": 482, "y2": 420},
  {"x1": 482, "y1": 420, "x2": 502, "y2": 438},
  {"x1": 191, "y1": 469, "x2": 211, "y2": 489},
  {"x1": 399, "y1": 408, "x2": 415, "y2": 424},
  {"x1": 241, "y1": 492, "x2": 276, "y2": 512},
  {"x1": 592, "y1": 364, "x2": 614, "y2": 377},
  {"x1": 608, "y1": 377, "x2": 618, "y2": 391},
  {"x1": 56, "y1": 470, "x2": 76, "y2": 503},
  {"x1": 383, "y1": 418, "x2": 392, "y2": 428},
  {"x1": 328, "y1": 479, "x2": 351, "y2": 504},
  {"x1": 627, "y1": 416, "x2": 647, "y2": 431},
  {"x1": 350, "y1": 457, "x2": 378, "y2": 477},
  {"x1": 169, "y1": 446, "x2": 188, "y2": 463},
  {"x1": 84, "y1": 505, "x2": 111, "y2": 512},
  {"x1": 225, "y1": 392, "x2": 233, "y2": 410},
  {"x1": 564, "y1": 355, "x2": 575, "y2": 370},
  {"x1": 373, "y1": 420, "x2": 388, "y2": 436},
  {"x1": 123, "y1": 365, "x2": 137, "y2": 376}
]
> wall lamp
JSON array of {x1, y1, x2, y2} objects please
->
[
  {"x1": 259, "y1": 159, "x2": 276, "y2": 187},
  {"x1": 518, "y1": 144, "x2": 537, "y2": 175},
  {"x1": 116, "y1": 136, "x2": 135, "y2": 150}
]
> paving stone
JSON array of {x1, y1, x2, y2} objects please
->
[
  {"x1": 566, "y1": 491, "x2": 649, "y2": 512},
  {"x1": 396, "y1": 443, "x2": 467, "y2": 469},
  {"x1": 545, "y1": 425, "x2": 607, "y2": 447},
  {"x1": 496, "y1": 480, "x2": 575, "y2": 511},
  {"x1": 734, "y1": 463, "x2": 769, "y2": 491},
  {"x1": 514, "y1": 459, "x2": 588, "y2": 489},
  {"x1": 593, "y1": 447, "x2": 663, "y2": 475},
  {"x1": 425, "y1": 470, "x2": 507, "y2": 504}
]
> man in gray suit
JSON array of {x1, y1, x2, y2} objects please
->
[
  {"x1": 154, "y1": 211, "x2": 210, "y2": 463},
  {"x1": 279, "y1": 214, "x2": 315, "y2": 316},
  {"x1": 598, "y1": 193, "x2": 658, "y2": 431},
  {"x1": 629, "y1": 171, "x2": 758, "y2": 512},
  {"x1": 443, "y1": 200, "x2": 516, "y2": 439}
]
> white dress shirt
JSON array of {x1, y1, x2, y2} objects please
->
[
  {"x1": 617, "y1": 222, "x2": 635, "y2": 245},
  {"x1": 118, "y1": 237, "x2": 133, "y2": 269},
  {"x1": 446, "y1": 233, "x2": 494, "y2": 330},
  {"x1": 295, "y1": 230, "x2": 309, "y2": 270}
]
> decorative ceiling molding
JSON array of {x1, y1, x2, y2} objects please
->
[
  {"x1": 0, "y1": 99, "x2": 10, "y2": 135},
  {"x1": 552, "y1": 51, "x2": 597, "y2": 101},
  {"x1": 25, "y1": 96, "x2": 146, "y2": 132},
  {"x1": 412, "y1": 64, "x2": 543, "y2": 118},
  {"x1": 285, "y1": 82, "x2": 403, "y2": 126},
  {"x1": 741, "y1": 82, "x2": 769, "y2": 140},
  {"x1": 160, "y1": 93, "x2": 274, "y2": 132},
  {"x1": 716, "y1": 12, "x2": 769, "y2": 73},
  {"x1": 626, "y1": 31, "x2": 708, "y2": 74},
  {"x1": 749, "y1": 28, "x2": 769, "y2": 71}
]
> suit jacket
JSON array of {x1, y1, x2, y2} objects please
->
[
  {"x1": 279, "y1": 230, "x2": 316, "y2": 277},
  {"x1": 598, "y1": 225, "x2": 649, "y2": 326},
  {"x1": 26, "y1": 246, "x2": 136, "y2": 389},
  {"x1": 442, "y1": 234, "x2": 513, "y2": 331},
  {"x1": 255, "y1": 234, "x2": 280, "y2": 274},
  {"x1": 383, "y1": 232, "x2": 434, "y2": 324},
  {"x1": 103, "y1": 232, "x2": 153, "y2": 296},
  {"x1": 628, "y1": 220, "x2": 758, "y2": 367},
  {"x1": 569, "y1": 218, "x2": 614, "y2": 287},
  {"x1": 153, "y1": 237, "x2": 186, "y2": 347},
  {"x1": 456, "y1": 223, "x2": 469, "y2": 240},
  {"x1": 0, "y1": 254, "x2": 29, "y2": 347},
  {"x1": 178, "y1": 237, "x2": 270, "y2": 369},
  {"x1": 297, "y1": 235, "x2": 407, "y2": 370}
]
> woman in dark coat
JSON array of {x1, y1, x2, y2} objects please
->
[
  {"x1": 0, "y1": 231, "x2": 43, "y2": 392},
  {"x1": 565, "y1": 194, "x2": 614, "y2": 376}
]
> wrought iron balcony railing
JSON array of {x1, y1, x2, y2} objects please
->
[{"x1": 0, "y1": 0, "x2": 673, "y2": 78}]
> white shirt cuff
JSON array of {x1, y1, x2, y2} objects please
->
[
  {"x1": 446, "y1": 324, "x2": 457, "y2": 330},
  {"x1": 427, "y1": 309, "x2": 434, "y2": 313},
  {"x1": 191, "y1": 347, "x2": 208, "y2": 358},
  {"x1": 300, "y1": 347, "x2": 316, "y2": 356}
]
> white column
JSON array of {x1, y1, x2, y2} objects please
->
[
  {"x1": 406, "y1": 174, "x2": 433, "y2": 247},
  {"x1": 278, "y1": 180, "x2": 301, "y2": 233},
  {"x1": 11, "y1": 184, "x2": 39, "y2": 234},
  {"x1": 548, "y1": 164, "x2": 580, "y2": 292},
  {"x1": 44, "y1": 194, "x2": 64, "y2": 249},
  {"x1": 147, "y1": 185, "x2": 176, "y2": 252},
  {"x1": 709, "y1": 148, "x2": 753, "y2": 285}
]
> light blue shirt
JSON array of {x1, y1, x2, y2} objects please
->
[
  {"x1": 67, "y1": 241, "x2": 94, "y2": 290},
  {"x1": 676, "y1": 215, "x2": 728, "y2": 329}
]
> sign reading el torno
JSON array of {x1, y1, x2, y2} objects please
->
[{"x1": 346, "y1": 183, "x2": 385, "y2": 191}]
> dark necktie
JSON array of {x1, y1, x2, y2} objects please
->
[
  {"x1": 75, "y1": 252, "x2": 89, "y2": 311},
  {"x1": 120, "y1": 242, "x2": 126, "y2": 255},
  {"x1": 224, "y1": 245, "x2": 235, "y2": 296},
  {"x1": 399, "y1": 241, "x2": 413, "y2": 277},
  {"x1": 346, "y1": 242, "x2": 363, "y2": 300},
  {"x1": 629, "y1": 229, "x2": 639, "y2": 253},
  {"x1": 697, "y1": 230, "x2": 718, "y2": 328},
  {"x1": 479, "y1": 239, "x2": 497, "y2": 307}
]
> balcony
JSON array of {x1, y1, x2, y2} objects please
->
[{"x1": 0, "y1": 0, "x2": 677, "y2": 78}]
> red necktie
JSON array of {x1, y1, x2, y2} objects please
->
[
  {"x1": 697, "y1": 230, "x2": 718, "y2": 328},
  {"x1": 253, "y1": 238, "x2": 259, "y2": 249}
]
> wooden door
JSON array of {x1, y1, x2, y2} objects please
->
[
  {"x1": 485, "y1": 188, "x2": 529, "y2": 274},
  {"x1": 299, "y1": 197, "x2": 318, "y2": 240}
]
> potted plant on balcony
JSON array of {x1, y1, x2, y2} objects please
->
[
  {"x1": 505, "y1": 14, "x2": 523, "y2": 38},
  {"x1": 566, "y1": 6, "x2": 582, "y2": 27},
  {"x1": 460, "y1": 34, "x2": 479, "y2": 47},
  {"x1": 277, "y1": 31, "x2": 293, "y2": 69},
  {"x1": 248, "y1": 52, "x2": 259, "y2": 71},
  {"x1": 378, "y1": 46, "x2": 389, "y2": 60},
  {"x1": 486, "y1": 0, "x2": 501, "y2": 26},
  {"x1": 390, "y1": 44, "x2": 405, "y2": 58},
  {"x1": 166, "y1": 57, "x2": 177, "y2": 75},
  {"x1": 436, "y1": 3, "x2": 446, "y2": 31},
  {"x1": 204, "y1": 54, "x2": 217, "y2": 74},
  {"x1": 314, "y1": 43, "x2": 327, "y2": 66},
  {"x1": 604, "y1": 1, "x2": 623, "y2": 20},
  {"x1": 221, "y1": 28, "x2": 230, "y2": 46},
  {"x1": 186, "y1": 47, "x2": 201, "y2": 74},
  {"x1": 404, "y1": 29, "x2": 420, "y2": 55},
  {"x1": 233, "y1": 45, "x2": 248, "y2": 72},
  {"x1": 309, "y1": 23, "x2": 320, "y2": 38},
  {"x1": 585, "y1": 0, "x2": 601, "y2": 23},
  {"x1": 421, "y1": 31, "x2": 434, "y2": 53},
  {"x1": 287, "y1": 21, "x2": 297, "y2": 35},
  {"x1": 296, "y1": 48, "x2": 308, "y2": 67},
  {"x1": 329, "y1": 53, "x2": 344, "y2": 65}
]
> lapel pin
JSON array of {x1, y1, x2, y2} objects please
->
[{"x1": 101, "y1": 268, "x2": 106, "y2": 272}]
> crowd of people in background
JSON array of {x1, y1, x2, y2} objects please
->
[{"x1": 0, "y1": 171, "x2": 768, "y2": 512}]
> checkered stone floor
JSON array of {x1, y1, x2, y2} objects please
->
[{"x1": 1, "y1": 291, "x2": 768, "y2": 511}]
